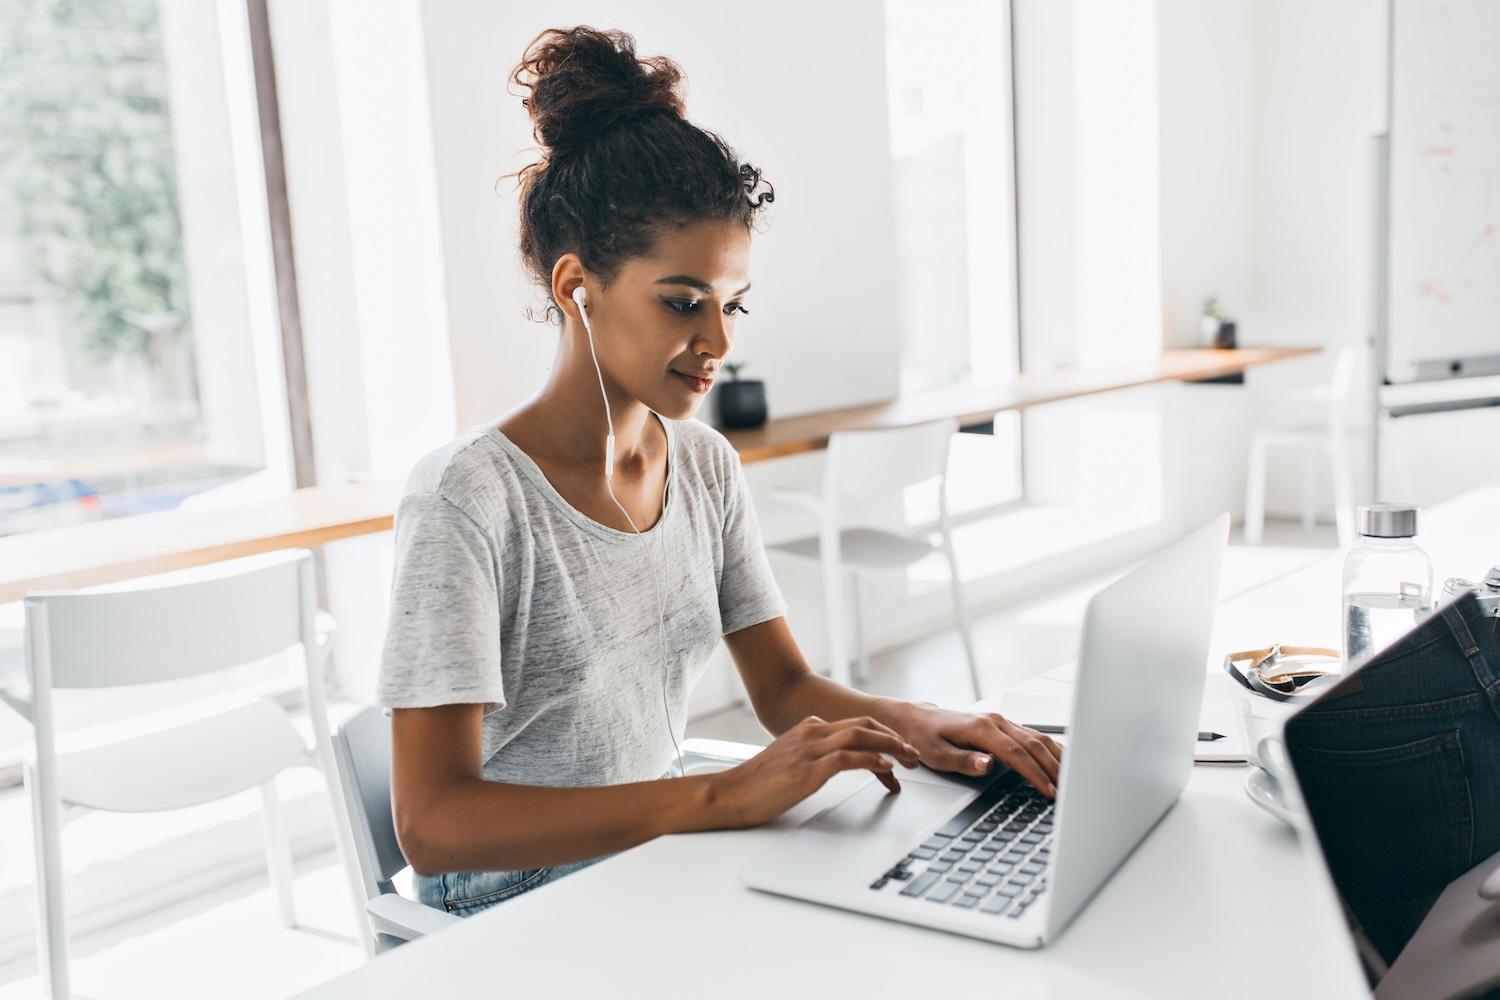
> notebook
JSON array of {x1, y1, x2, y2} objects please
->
[{"x1": 999, "y1": 687, "x2": 1254, "y2": 764}]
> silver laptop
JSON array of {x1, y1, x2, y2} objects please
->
[{"x1": 739, "y1": 513, "x2": 1229, "y2": 948}]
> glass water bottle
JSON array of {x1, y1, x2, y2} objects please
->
[{"x1": 1342, "y1": 503, "x2": 1433, "y2": 670}]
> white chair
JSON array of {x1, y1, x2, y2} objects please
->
[
  {"x1": 769, "y1": 418, "x2": 982, "y2": 699},
  {"x1": 332, "y1": 708, "x2": 757, "y2": 954},
  {"x1": 1244, "y1": 346, "x2": 1362, "y2": 549},
  {"x1": 332, "y1": 706, "x2": 460, "y2": 953},
  {"x1": 8, "y1": 551, "x2": 367, "y2": 999}
]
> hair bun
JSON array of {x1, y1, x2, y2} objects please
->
[{"x1": 512, "y1": 27, "x2": 685, "y2": 154}]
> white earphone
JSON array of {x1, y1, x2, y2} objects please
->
[
  {"x1": 572, "y1": 285, "x2": 615, "y2": 479},
  {"x1": 571, "y1": 282, "x2": 684, "y2": 779}
]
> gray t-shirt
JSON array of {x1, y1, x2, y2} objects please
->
[{"x1": 375, "y1": 416, "x2": 786, "y2": 788}]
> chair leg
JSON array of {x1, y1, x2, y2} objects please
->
[
  {"x1": 818, "y1": 538, "x2": 852, "y2": 688},
  {"x1": 848, "y1": 573, "x2": 871, "y2": 687},
  {"x1": 942, "y1": 542, "x2": 983, "y2": 701},
  {"x1": 24, "y1": 758, "x2": 70, "y2": 1000},
  {"x1": 258, "y1": 776, "x2": 297, "y2": 929},
  {"x1": 1244, "y1": 437, "x2": 1268, "y2": 546},
  {"x1": 307, "y1": 733, "x2": 378, "y2": 959},
  {"x1": 1301, "y1": 447, "x2": 1317, "y2": 534}
]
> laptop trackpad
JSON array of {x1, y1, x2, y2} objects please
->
[{"x1": 808, "y1": 780, "x2": 973, "y2": 841}]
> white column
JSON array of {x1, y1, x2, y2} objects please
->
[
  {"x1": 159, "y1": 0, "x2": 290, "y2": 480},
  {"x1": 269, "y1": 0, "x2": 457, "y2": 699},
  {"x1": 1013, "y1": 0, "x2": 1163, "y2": 507}
]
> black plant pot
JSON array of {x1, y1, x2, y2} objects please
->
[
  {"x1": 716, "y1": 380, "x2": 768, "y2": 429},
  {"x1": 1212, "y1": 320, "x2": 1238, "y2": 350}
]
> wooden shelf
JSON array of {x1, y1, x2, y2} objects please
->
[{"x1": 723, "y1": 347, "x2": 1320, "y2": 463}]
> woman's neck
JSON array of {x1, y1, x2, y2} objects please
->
[{"x1": 501, "y1": 331, "x2": 662, "y2": 474}]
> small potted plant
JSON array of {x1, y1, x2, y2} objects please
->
[
  {"x1": 714, "y1": 361, "x2": 768, "y2": 429},
  {"x1": 1200, "y1": 296, "x2": 1238, "y2": 350}
]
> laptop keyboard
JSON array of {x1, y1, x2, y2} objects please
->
[{"x1": 868, "y1": 773, "x2": 1054, "y2": 919}]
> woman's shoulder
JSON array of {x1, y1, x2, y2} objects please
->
[
  {"x1": 670, "y1": 417, "x2": 741, "y2": 481},
  {"x1": 400, "y1": 423, "x2": 523, "y2": 525}
]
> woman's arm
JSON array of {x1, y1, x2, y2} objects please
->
[
  {"x1": 391, "y1": 702, "x2": 919, "y2": 876},
  {"x1": 724, "y1": 617, "x2": 1064, "y2": 797},
  {"x1": 724, "y1": 618, "x2": 907, "y2": 737}
]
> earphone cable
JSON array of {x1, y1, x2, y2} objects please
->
[{"x1": 578, "y1": 291, "x2": 685, "y2": 779}]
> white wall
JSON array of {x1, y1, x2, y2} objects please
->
[
  {"x1": 1243, "y1": 0, "x2": 1500, "y2": 509},
  {"x1": 1157, "y1": 0, "x2": 1255, "y2": 350},
  {"x1": 1014, "y1": 0, "x2": 1167, "y2": 512},
  {"x1": 1246, "y1": 0, "x2": 1385, "y2": 518},
  {"x1": 419, "y1": 0, "x2": 904, "y2": 431},
  {"x1": 271, "y1": 0, "x2": 457, "y2": 484},
  {"x1": 269, "y1": 0, "x2": 460, "y2": 697},
  {"x1": 1156, "y1": 0, "x2": 1389, "y2": 525},
  {"x1": 1161, "y1": 0, "x2": 1388, "y2": 362},
  {"x1": 1248, "y1": 0, "x2": 1389, "y2": 354}
]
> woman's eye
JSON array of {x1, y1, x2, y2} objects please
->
[
  {"x1": 725, "y1": 303, "x2": 750, "y2": 316},
  {"x1": 665, "y1": 299, "x2": 700, "y2": 314}
]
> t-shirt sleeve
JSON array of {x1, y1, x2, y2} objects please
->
[
  {"x1": 375, "y1": 492, "x2": 507, "y2": 713},
  {"x1": 717, "y1": 456, "x2": 788, "y2": 635}
]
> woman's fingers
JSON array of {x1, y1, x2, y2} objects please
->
[
  {"x1": 918, "y1": 740, "x2": 988, "y2": 776},
  {"x1": 994, "y1": 736, "x2": 1057, "y2": 797},
  {"x1": 772, "y1": 716, "x2": 920, "y2": 799},
  {"x1": 820, "y1": 717, "x2": 920, "y2": 761},
  {"x1": 943, "y1": 717, "x2": 1057, "y2": 797},
  {"x1": 808, "y1": 717, "x2": 919, "y2": 767},
  {"x1": 992, "y1": 718, "x2": 1062, "y2": 784},
  {"x1": 817, "y1": 749, "x2": 902, "y2": 793}
]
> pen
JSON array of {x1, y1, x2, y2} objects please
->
[{"x1": 1025, "y1": 723, "x2": 1225, "y2": 742}]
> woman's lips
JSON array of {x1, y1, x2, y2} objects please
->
[{"x1": 672, "y1": 371, "x2": 714, "y2": 394}]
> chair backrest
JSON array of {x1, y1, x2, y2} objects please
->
[
  {"x1": 823, "y1": 418, "x2": 958, "y2": 505},
  {"x1": 332, "y1": 705, "x2": 408, "y2": 900},
  {"x1": 1324, "y1": 345, "x2": 1367, "y2": 434},
  {"x1": 24, "y1": 551, "x2": 314, "y2": 691}
]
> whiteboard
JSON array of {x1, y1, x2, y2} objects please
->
[{"x1": 1386, "y1": 0, "x2": 1500, "y2": 383}]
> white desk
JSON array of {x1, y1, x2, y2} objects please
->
[{"x1": 296, "y1": 487, "x2": 1499, "y2": 1000}]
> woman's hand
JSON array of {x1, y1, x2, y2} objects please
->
[
  {"x1": 895, "y1": 703, "x2": 1064, "y2": 798},
  {"x1": 705, "y1": 716, "x2": 922, "y2": 829}
]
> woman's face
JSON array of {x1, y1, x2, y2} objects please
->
[{"x1": 580, "y1": 219, "x2": 752, "y2": 422}]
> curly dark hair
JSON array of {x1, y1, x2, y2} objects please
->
[{"x1": 509, "y1": 26, "x2": 774, "y2": 321}]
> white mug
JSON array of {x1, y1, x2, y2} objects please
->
[{"x1": 1255, "y1": 732, "x2": 1293, "y2": 785}]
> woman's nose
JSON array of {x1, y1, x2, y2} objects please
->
[{"x1": 695, "y1": 312, "x2": 732, "y2": 359}]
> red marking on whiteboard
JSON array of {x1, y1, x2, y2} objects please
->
[
  {"x1": 1417, "y1": 277, "x2": 1452, "y2": 303},
  {"x1": 1422, "y1": 145, "x2": 1455, "y2": 157}
]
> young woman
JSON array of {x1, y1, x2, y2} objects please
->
[{"x1": 377, "y1": 26, "x2": 1062, "y2": 917}]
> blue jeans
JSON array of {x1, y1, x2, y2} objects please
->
[
  {"x1": 413, "y1": 767, "x2": 678, "y2": 917},
  {"x1": 1284, "y1": 592, "x2": 1500, "y2": 965},
  {"x1": 414, "y1": 856, "x2": 605, "y2": 917}
]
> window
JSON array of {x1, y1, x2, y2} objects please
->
[
  {"x1": 883, "y1": 0, "x2": 1023, "y2": 518},
  {"x1": 883, "y1": 0, "x2": 1021, "y2": 394},
  {"x1": 0, "y1": 0, "x2": 290, "y2": 536}
]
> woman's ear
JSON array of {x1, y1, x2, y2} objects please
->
[{"x1": 551, "y1": 253, "x2": 588, "y2": 322}]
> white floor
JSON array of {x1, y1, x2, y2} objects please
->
[{"x1": 0, "y1": 519, "x2": 1337, "y2": 999}]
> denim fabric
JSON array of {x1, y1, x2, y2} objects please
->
[
  {"x1": 1285, "y1": 592, "x2": 1500, "y2": 965},
  {"x1": 413, "y1": 767, "x2": 679, "y2": 918},
  {"x1": 414, "y1": 855, "x2": 606, "y2": 917}
]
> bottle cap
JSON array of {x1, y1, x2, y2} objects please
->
[{"x1": 1357, "y1": 503, "x2": 1418, "y2": 539}]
